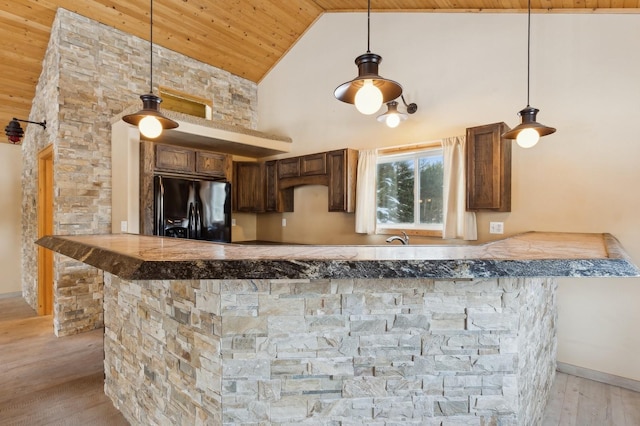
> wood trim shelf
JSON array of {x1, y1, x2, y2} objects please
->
[
  {"x1": 376, "y1": 228, "x2": 444, "y2": 238},
  {"x1": 377, "y1": 141, "x2": 442, "y2": 156}
]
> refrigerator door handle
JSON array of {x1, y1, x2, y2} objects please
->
[
  {"x1": 188, "y1": 202, "x2": 195, "y2": 239},
  {"x1": 158, "y1": 176, "x2": 165, "y2": 236},
  {"x1": 194, "y1": 202, "x2": 201, "y2": 239}
]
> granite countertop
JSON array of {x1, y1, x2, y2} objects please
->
[{"x1": 36, "y1": 232, "x2": 639, "y2": 280}]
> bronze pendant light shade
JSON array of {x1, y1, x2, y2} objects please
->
[
  {"x1": 334, "y1": 53, "x2": 403, "y2": 107},
  {"x1": 376, "y1": 95, "x2": 417, "y2": 128},
  {"x1": 334, "y1": 0, "x2": 403, "y2": 115},
  {"x1": 376, "y1": 101, "x2": 406, "y2": 128},
  {"x1": 502, "y1": 106, "x2": 556, "y2": 139},
  {"x1": 122, "y1": 0, "x2": 178, "y2": 138},
  {"x1": 502, "y1": 0, "x2": 555, "y2": 147},
  {"x1": 122, "y1": 93, "x2": 178, "y2": 130}
]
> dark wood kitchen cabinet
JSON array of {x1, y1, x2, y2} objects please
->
[
  {"x1": 195, "y1": 151, "x2": 230, "y2": 179},
  {"x1": 327, "y1": 149, "x2": 357, "y2": 212},
  {"x1": 466, "y1": 122, "x2": 511, "y2": 212},
  {"x1": 153, "y1": 143, "x2": 231, "y2": 180},
  {"x1": 155, "y1": 144, "x2": 195, "y2": 173},
  {"x1": 233, "y1": 162, "x2": 265, "y2": 212},
  {"x1": 277, "y1": 157, "x2": 300, "y2": 179},
  {"x1": 265, "y1": 161, "x2": 293, "y2": 213},
  {"x1": 232, "y1": 148, "x2": 357, "y2": 214},
  {"x1": 277, "y1": 153, "x2": 326, "y2": 179},
  {"x1": 300, "y1": 153, "x2": 326, "y2": 176},
  {"x1": 232, "y1": 161, "x2": 294, "y2": 213},
  {"x1": 139, "y1": 142, "x2": 233, "y2": 235}
]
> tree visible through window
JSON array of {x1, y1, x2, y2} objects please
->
[{"x1": 376, "y1": 147, "x2": 444, "y2": 231}]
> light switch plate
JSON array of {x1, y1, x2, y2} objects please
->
[
  {"x1": 231, "y1": 218, "x2": 236, "y2": 226},
  {"x1": 489, "y1": 222, "x2": 504, "y2": 234},
  {"x1": 282, "y1": 218, "x2": 287, "y2": 227}
]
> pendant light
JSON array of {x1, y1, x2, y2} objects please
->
[
  {"x1": 334, "y1": 0, "x2": 403, "y2": 115},
  {"x1": 376, "y1": 95, "x2": 417, "y2": 128},
  {"x1": 502, "y1": 0, "x2": 555, "y2": 148},
  {"x1": 377, "y1": 101, "x2": 404, "y2": 127},
  {"x1": 122, "y1": 0, "x2": 178, "y2": 138}
]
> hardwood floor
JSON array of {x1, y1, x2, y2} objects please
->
[
  {"x1": 542, "y1": 372, "x2": 640, "y2": 425},
  {"x1": 0, "y1": 296, "x2": 128, "y2": 426},
  {"x1": 1, "y1": 295, "x2": 639, "y2": 425}
]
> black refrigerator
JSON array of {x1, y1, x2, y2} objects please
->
[{"x1": 154, "y1": 175, "x2": 231, "y2": 243}]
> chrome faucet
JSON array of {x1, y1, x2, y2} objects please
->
[{"x1": 385, "y1": 231, "x2": 409, "y2": 245}]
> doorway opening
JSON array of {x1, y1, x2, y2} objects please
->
[{"x1": 37, "y1": 145, "x2": 53, "y2": 316}]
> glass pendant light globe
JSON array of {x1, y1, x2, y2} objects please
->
[
  {"x1": 139, "y1": 115, "x2": 163, "y2": 139},
  {"x1": 516, "y1": 127, "x2": 540, "y2": 148},
  {"x1": 355, "y1": 80, "x2": 383, "y2": 115},
  {"x1": 385, "y1": 114, "x2": 401, "y2": 128}
]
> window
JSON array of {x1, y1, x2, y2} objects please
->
[
  {"x1": 376, "y1": 145, "x2": 444, "y2": 235},
  {"x1": 158, "y1": 87, "x2": 213, "y2": 119}
]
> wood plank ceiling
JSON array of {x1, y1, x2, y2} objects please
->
[{"x1": 0, "y1": 0, "x2": 638, "y2": 144}]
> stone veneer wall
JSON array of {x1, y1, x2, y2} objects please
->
[
  {"x1": 21, "y1": 9, "x2": 257, "y2": 335},
  {"x1": 104, "y1": 274, "x2": 557, "y2": 425},
  {"x1": 20, "y1": 8, "x2": 61, "y2": 314}
]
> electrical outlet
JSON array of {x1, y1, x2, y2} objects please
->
[
  {"x1": 282, "y1": 218, "x2": 287, "y2": 227},
  {"x1": 489, "y1": 222, "x2": 504, "y2": 234},
  {"x1": 231, "y1": 218, "x2": 236, "y2": 227},
  {"x1": 120, "y1": 221, "x2": 128, "y2": 233}
]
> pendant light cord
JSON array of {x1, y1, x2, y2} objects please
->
[
  {"x1": 526, "y1": 0, "x2": 531, "y2": 107},
  {"x1": 149, "y1": 0, "x2": 154, "y2": 94},
  {"x1": 366, "y1": 0, "x2": 371, "y2": 53}
]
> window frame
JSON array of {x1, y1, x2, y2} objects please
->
[
  {"x1": 158, "y1": 86, "x2": 213, "y2": 119},
  {"x1": 375, "y1": 141, "x2": 444, "y2": 238}
]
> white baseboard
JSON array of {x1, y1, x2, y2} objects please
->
[
  {"x1": 557, "y1": 361, "x2": 640, "y2": 393},
  {"x1": 0, "y1": 291, "x2": 22, "y2": 299}
]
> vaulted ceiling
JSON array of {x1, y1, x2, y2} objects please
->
[{"x1": 1, "y1": 0, "x2": 638, "y2": 144}]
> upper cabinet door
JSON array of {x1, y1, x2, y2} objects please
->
[
  {"x1": 232, "y1": 162, "x2": 265, "y2": 213},
  {"x1": 196, "y1": 151, "x2": 230, "y2": 179},
  {"x1": 155, "y1": 144, "x2": 195, "y2": 173},
  {"x1": 466, "y1": 122, "x2": 511, "y2": 212},
  {"x1": 327, "y1": 149, "x2": 357, "y2": 213},
  {"x1": 278, "y1": 157, "x2": 300, "y2": 179},
  {"x1": 264, "y1": 161, "x2": 293, "y2": 213},
  {"x1": 300, "y1": 153, "x2": 326, "y2": 176}
]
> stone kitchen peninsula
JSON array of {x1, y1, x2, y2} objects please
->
[{"x1": 37, "y1": 232, "x2": 638, "y2": 425}]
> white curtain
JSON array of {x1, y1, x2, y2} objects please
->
[
  {"x1": 442, "y1": 136, "x2": 477, "y2": 240},
  {"x1": 355, "y1": 149, "x2": 377, "y2": 234}
]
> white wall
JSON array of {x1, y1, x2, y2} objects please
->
[
  {"x1": 258, "y1": 13, "x2": 640, "y2": 381},
  {"x1": 0, "y1": 143, "x2": 23, "y2": 295}
]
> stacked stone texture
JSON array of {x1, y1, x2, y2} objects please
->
[
  {"x1": 104, "y1": 274, "x2": 557, "y2": 425},
  {"x1": 21, "y1": 9, "x2": 257, "y2": 335}
]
